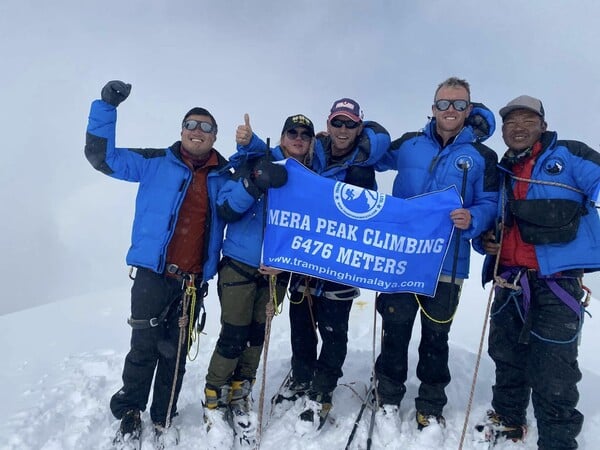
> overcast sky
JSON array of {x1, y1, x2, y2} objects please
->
[{"x1": 1, "y1": 0, "x2": 599, "y2": 314}]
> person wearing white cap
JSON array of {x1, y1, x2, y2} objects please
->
[{"x1": 476, "y1": 94, "x2": 600, "y2": 449}]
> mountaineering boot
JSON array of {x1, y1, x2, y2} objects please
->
[
  {"x1": 274, "y1": 376, "x2": 311, "y2": 404},
  {"x1": 416, "y1": 410, "x2": 446, "y2": 430},
  {"x1": 375, "y1": 403, "x2": 401, "y2": 446},
  {"x1": 204, "y1": 407, "x2": 233, "y2": 449},
  {"x1": 203, "y1": 384, "x2": 231, "y2": 430},
  {"x1": 113, "y1": 409, "x2": 141, "y2": 449},
  {"x1": 473, "y1": 409, "x2": 527, "y2": 445},
  {"x1": 230, "y1": 379, "x2": 254, "y2": 411},
  {"x1": 204, "y1": 383, "x2": 232, "y2": 410},
  {"x1": 296, "y1": 390, "x2": 333, "y2": 435},
  {"x1": 153, "y1": 422, "x2": 180, "y2": 449},
  {"x1": 228, "y1": 379, "x2": 257, "y2": 448}
]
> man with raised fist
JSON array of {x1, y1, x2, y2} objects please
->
[{"x1": 85, "y1": 80, "x2": 231, "y2": 447}]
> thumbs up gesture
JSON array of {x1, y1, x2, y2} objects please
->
[{"x1": 236, "y1": 113, "x2": 253, "y2": 146}]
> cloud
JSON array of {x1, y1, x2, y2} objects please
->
[{"x1": 1, "y1": 0, "x2": 599, "y2": 313}]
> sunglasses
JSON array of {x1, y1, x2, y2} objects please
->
[
  {"x1": 286, "y1": 129, "x2": 312, "y2": 142},
  {"x1": 434, "y1": 99, "x2": 470, "y2": 112},
  {"x1": 182, "y1": 120, "x2": 216, "y2": 133},
  {"x1": 330, "y1": 118, "x2": 361, "y2": 129}
]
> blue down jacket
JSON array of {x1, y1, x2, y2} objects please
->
[
  {"x1": 84, "y1": 99, "x2": 230, "y2": 282},
  {"x1": 217, "y1": 121, "x2": 391, "y2": 267},
  {"x1": 478, "y1": 131, "x2": 600, "y2": 279},
  {"x1": 376, "y1": 103, "x2": 499, "y2": 280}
]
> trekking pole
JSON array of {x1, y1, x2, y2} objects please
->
[
  {"x1": 458, "y1": 184, "x2": 506, "y2": 450},
  {"x1": 366, "y1": 292, "x2": 381, "y2": 449},
  {"x1": 457, "y1": 280, "x2": 495, "y2": 449},
  {"x1": 345, "y1": 391, "x2": 370, "y2": 450},
  {"x1": 255, "y1": 138, "x2": 272, "y2": 450},
  {"x1": 345, "y1": 294, "x2": 379, "y2": 449},
  {"x1": 256, "y1": 276, "x2": 276, "y2": 449},
  {"x1": 366, "y1": 406, "x2": 376, "y2": 450},
  {"x1": 165, "y1": 275, "x2": 196, "y2": 429}
]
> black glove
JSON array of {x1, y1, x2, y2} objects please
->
[
  {"x1": 251, "y1": 158, "x2": 288, "y2": 192},
  {"x1": 344, "y1": 165, "x2": 376, "y2": 189},
  {"x1": 101, "y1": 80, "x2": 131, "y2": 107}
]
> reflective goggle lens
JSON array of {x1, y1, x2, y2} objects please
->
[
  {"x1": 330, "y1": 118, "x2": 361, "y2": 129},
  {"x1": 434, "y1": 99, "x2": 469, "y2": 112},
  {"x1": 183, "y1": 120, "x2": 215, "y2": 133}
]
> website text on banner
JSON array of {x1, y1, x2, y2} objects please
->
[{"x1": 262, "y1": 159, "x2": 462, "y2": 295}]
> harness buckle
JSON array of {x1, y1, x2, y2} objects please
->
[
  {"x1": 166, "y1": 263, "x2": 196, "y2": 288},
  {"x1": 581, "y1": 284, "x2": 592, "y2": 307},
  {"x1": 166, "y1": 263, "x2": 180, "y2": 275},
  {"x1": 127, "y1": 316, "x2": 160, "y2": 329}
]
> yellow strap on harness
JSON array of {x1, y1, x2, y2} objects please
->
[
  {"x1": 183, "y1": 278, "x2": 200, "y2": 361},
  {"x1": 269, "y1": 274, "x2": 284, "y2": 316}
]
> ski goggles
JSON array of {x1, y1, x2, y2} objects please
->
[
  {"x1": 182, "y1": 119, "x2": 216, "y2": 133},
  {"x1": 434, "y1": 99, "x2": 470, "y2": 112},
  {"x1": 330, "y1": 118, "x2": 361, "y2": 129}
]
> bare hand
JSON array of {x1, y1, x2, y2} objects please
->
[
  {"x1": 450, "y1": 208, "x2": 472, "y2": 230},
  {"x1": 482, "y1": 229, "x2": 500, "y2": 255},
  {"x1": 258, "y1": 264, "x2": 283, "y2": 276},
  {"x1": 236, "y1": 113, "x2": 253, "y2": 146}
]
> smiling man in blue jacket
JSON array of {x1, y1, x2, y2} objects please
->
[
  {"x1": 85, "y1": 80, "x2": 230, "y2": 447},
  {"x1": 373, "y1": 77, "x2": 499, "y2": 439}
]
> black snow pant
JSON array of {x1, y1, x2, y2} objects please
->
[
  {"x1": 374, "y1": 281, "x2": 459, "y2": 415},
  {"x1": 288, "y1": 280, "x2": 354, "y2": 396},
  {"x1": 110, "y1": 267, "x2": 200, "y2": 426},
  {"x1": 489, "y1": 271, "x2": 584, "y2": 450}
]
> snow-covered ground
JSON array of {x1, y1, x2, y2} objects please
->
[{"x1": 1, "y1": 262, "x2": 599, "y2": 449}]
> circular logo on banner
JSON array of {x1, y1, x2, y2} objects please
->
[{"x1": 333, "y1": 182, "x2": 386, "y2": 220}]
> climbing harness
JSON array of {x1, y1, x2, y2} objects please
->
[{"x1": 492, "y1": 268, "x2": 588, "y2": 345}]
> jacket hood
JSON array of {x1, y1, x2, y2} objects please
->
[{"x1": 467, "y1": 102, "x2": 496, "y2": 142}]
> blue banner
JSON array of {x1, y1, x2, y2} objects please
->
[{"x1": 262, "y1": 159, "x2": 462, "y2": 295}]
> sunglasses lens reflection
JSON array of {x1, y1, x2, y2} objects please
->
[
  {"x1": 183, "y1": 120, "x2": 214, "y2": 133},
  {"x1": 435, "y1": 100, "x2": 468, "y2": 112},
  {"x1": 286, "y1": 129, "x2": 312, "y2": 142},
  {"x1": 330, "y1": 118, "x2": 360, "y2": 129}
]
